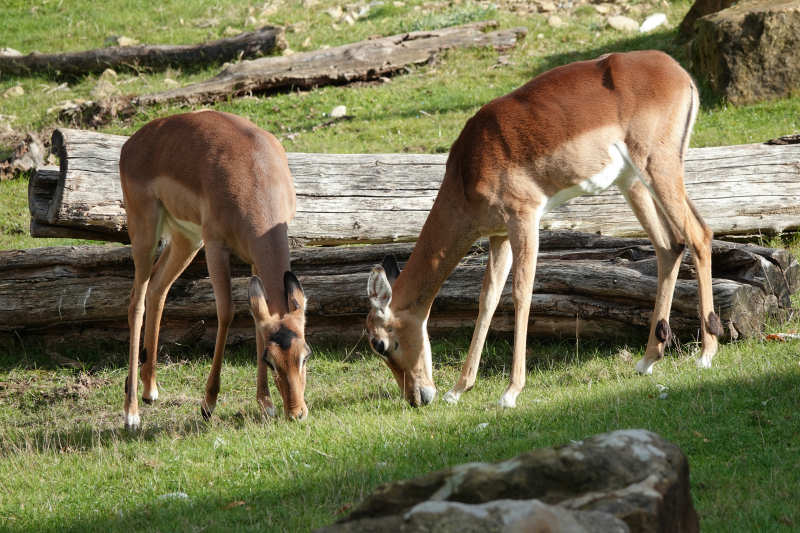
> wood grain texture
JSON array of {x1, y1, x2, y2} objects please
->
[
  {"x1": 30, "y1": 129, "x2": 800, "y2": 244},
  {"x1": 2, "y1": 234, "x2": 796, "y2": 344},
  {"x1": 0, "y1": 26, "x2": 286, "y2": 77}
]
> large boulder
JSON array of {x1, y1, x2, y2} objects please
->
[
  {"x1": 317, "y1": 430, "x2": 699, "y2": 533},
  {"x1": 678, "y1": 0, "x2": 735, "y2": 40},
  {"x1": 691, "y1": 0, "x2": 800, "y2": 104}
]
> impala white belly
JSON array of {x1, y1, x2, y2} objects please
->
[
  {"x1": 543, "y1": 141, "x2": 636, "y2": 213},
  {"x1": 163, "y1": 211, "x2": 204, "y2": 247}
]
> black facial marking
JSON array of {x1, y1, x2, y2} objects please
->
[
  {"x1": 655, "y1": 318, "x2": 672, "y2": 344},
  {"x1": 270, "y1": 325, "x2": 298, "y2": 351},
  {"x1": 706, "y1": 312, "x2": 723, "y2": 337}
]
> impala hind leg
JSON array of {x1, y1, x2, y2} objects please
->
[
  {"x1": 123, "y1": 206, "x2": 162, "y2": 429},
  {"x1": 201, "y1": 242, "x2": 233, "y2": 420},
  {"x1": 621, "y1": 180, "x2": 685, "y2": 375},
  {"x1": 499, "y1": 212, "x2": 540, "y2": 408},
  {"x1": 642, "y1": 162, "x2": 720, "y2": 369},
  {"x1": 444, "y1": 236, "x2": 512, "y2": 404},
  {"x1": 140, "y1": 231, "x2": 201, "y2": 404}
]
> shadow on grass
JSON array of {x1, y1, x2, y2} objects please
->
[{"x1": 7, "y1": 363, "x2": 795, "y2": 533}]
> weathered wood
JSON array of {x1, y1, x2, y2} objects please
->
[
  {"x1": 2, "y1": 234, "x2": 796, "y2": 345},
  {"x1": 0, "y1": 26, "x2": 286, "y2": 77},
  {"x1": 72, "y1": 22, "x2": 525, "y2": 124},
  {"x1": 30, "y1": 128, "x2": 800, "y2": 244}
]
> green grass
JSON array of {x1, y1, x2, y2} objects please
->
[
  {"x1": 1, "y1": 328, "x2": 799, "y2": 532},
  {"x1": 1, "y1": 1, "x2": 800, "y2": 531}
]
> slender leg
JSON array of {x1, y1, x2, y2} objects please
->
[
  {"x1": 621, "y1": 181, "x2": 684, "y2": 375},
  {"x1": 140, "y1": 231, "x2": 201, "y2": 403},
  {"x1": 123, "y1": 206, "x2": 161, "y2": 429},
  {"x1": 444, "y1": 236, "x2": 512, "y2": 404},
  {"x1": 647, "y1": 163, "x2": 720, "y2": 369},
  {"x1": 683, "y1": 198, "x2": 720, "y2": 368},
  {"x1": 200, "y1": 242, "x2": 234, "y2": 419},
  {"x1": 499, "y1": 211, "x2": 540, "y2": 408}
]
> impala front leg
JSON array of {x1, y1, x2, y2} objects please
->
[
  {"x1": 500, "y1": 212, "x2": 540, "y2": 408},
  {"x1": 444, "y1": 236, "x2": 512, "y2": 404}
]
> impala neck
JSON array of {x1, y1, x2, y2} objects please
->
[{"x1": 391, "y1": 180, "x2": 477, "y2": 318}]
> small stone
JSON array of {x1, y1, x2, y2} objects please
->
[
  {"x1": 393, "y1": 0, "x2": 405, "y2": 5},
  {"x1": 245, "y1": 15, "x2": 258, "y2": 26},
  {"x1": 538, "y1": 1, "x2": 557, "y2": 12},
  {"x1": 548, "y1": 15, "x2": 564, "y2": 28},
  {"x1": 223, "y1": 26, "x2": 242, "y2": 37},
  {"x1": 163, "y1": 78, "x2": 179, "y2": 87},
  {"x1": 116, "y1": 36, "x2": 139, "y2": 47},
  {"x1": 302, "y1": 37, "x2": 312, "y2": 48},
  {"x1": 593, "y1": 4, "x2": 610, "y2": 14},
  {"x1": 326, "y1": 6, "x2": 343, "y2": 19},
  {"x1": 0, "y1": 47, "x2": 22, "y2": 57},
  {"x1": 343, "y1": 14, "x2": 355, "y2": 26},
  {"x1": 640, "y1": 12, "x2": 667, "y2": 32},
  {"x1": 3, "y1": 85, "x2": 24, "y2": 98},
  {"x1": 282, "y1": 48, "x2": 295, "y2": 56},
  {"x1": 330, "y1": 105, "x2": 347, "y2": 118},
  {"x1": 99, "y1": 68, "x2": 117, "y2": 81},
  {"x1": 608, "y1": 15, "x2": 639, "y2": 32}
]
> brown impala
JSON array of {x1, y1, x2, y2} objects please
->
[
  {"x1": 366, "y1": 50, "x2": 723, "y2": 408},
  {"x1": 119, "y1": 110, "x2": 311, "y2": 429}
]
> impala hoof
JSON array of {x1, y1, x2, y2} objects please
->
[
  {"x1": 442, "y1": 390, "x2": 461, "y2": 404},
  {"x1": 696, "y1": 354, "x2": 713, "y2": 369},
  {"x1": 498, "y1": 391, "x2": 518, "y2": 408},
  {"x1": 142, "y1": 386, "x2": 159, "y2": 404},
  {"x1": 200, "y1": 402, "x2": 214, "y2": 421},
  {"x1": 635, "y1": 358, "x2": 655, "y2": 375},
  {"x1": 261, "y1": 403, "x2": 277, "y2": 418},
  {"x1": 124, "y1": 413, "x2": 141, "y2": 430}
]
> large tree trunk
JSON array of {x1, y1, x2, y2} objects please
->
[
  {"x1": 0, "y1": 26, "x2": 286, "y2": 77},
  {"x1": 29, "y1": 128, "x2": 800, "y2": 244},
  {"x1": 1, "y1": 234, "x2": 796, "y2": 346},
  {"x1": 66, "y1": 22, "x2": 526, "y2": 125}
]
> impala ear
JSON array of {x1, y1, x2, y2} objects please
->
[
  {"x1": 249, "y1": 276, "x2": 272, "y2": 323},
  {"x1": 367, "y1": 266, "x2": 392, "y2": 311},
  {"x1": 284, "y1": 271, "x2": 306, "y2": 315},
  {"x1": 382, "y1": 255, "x2": 400, "y2": 285}
]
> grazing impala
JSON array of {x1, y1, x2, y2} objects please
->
[
  {"x1": 366, "y1": 50, "x2": 723, "y2": 408},
  {"x1": 119, "y1": 110, "x2": 310, "y2": 429}
]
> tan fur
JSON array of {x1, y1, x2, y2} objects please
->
[
  {"x1": 366, "y1": 50, "x2": 720, "y2": 407},
  {"x1": 119, "y1": 110, "x2": 310, "y2": 427}
]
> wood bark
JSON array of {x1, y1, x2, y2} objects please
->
[
  {"x1": 1, "y1": 234, "x2": 796, "y2": 345},
  {"x1": 69, "y1": 22, "x2": 526, "y2": 124},
  {"x1": 0, "y1": 26, "x2": 286, "y2": 77},
  {"x1": 30, "y1": 128, "x2": 800, "y2": 244}
]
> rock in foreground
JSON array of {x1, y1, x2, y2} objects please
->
[{"x1": 317, "y1": 430, "x2": 698, "y2": 533}]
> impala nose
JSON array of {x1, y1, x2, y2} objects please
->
[
  {"x1": 371, "y1": 338, "x2": 386, "y2": 355},
  {"x1": 420, "y1": 386, "x2": 437, "y2": 405}
]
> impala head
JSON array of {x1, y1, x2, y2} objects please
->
[
  {"x1": 366, "y1": 256, "x2": 436, "y2": 407},
  {"x1": 249, "y1": 272, "x2": 311, "y2": 420}
]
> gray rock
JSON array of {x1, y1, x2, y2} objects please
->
[
  {"x1": 691, "y1": 0, "x2": 800, "y2": 104},
  {"x1": 317, "y1": 430, "x2": 698, "y2": 533},
  {"x1": 678, "y1": 0, "x2": 735, "y2": 39}
]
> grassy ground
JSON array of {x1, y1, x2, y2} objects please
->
[{"x1": 1, "y1": 0, "x2": 800, "y2": 531}]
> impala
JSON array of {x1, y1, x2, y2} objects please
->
[
  {"x1": 119, "y1": 110, "x2": 310, "y2": 429},
  {"x1": 366, "y1": 50, "x2": 723, "y2": 408}
]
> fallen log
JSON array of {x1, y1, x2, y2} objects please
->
[
  {"x1": 1, "y1": 232, "x2": 796, "y2": 345},
  {"x1": 29, "y1": 128, "x2": 800, "y2": 244},
  {"x1": 65, "y1": 22, "x2": 526, "y2": 125},
  {"x1": 0, "y1": 26, "x2": 286, "y2": 77}
]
